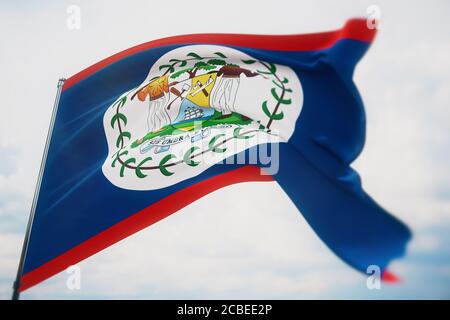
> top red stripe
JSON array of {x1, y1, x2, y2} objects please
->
[{"x1": 63, "y1": 18, "x2": 375, "y2": 91}]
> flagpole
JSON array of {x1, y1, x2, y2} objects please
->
[{"x1": 12, "y1": 78, "x2": 66, "y2": 300}]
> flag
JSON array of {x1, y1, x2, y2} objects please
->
[{"x1": 19, "y1": 19, "x2": 411, "y2": 292}]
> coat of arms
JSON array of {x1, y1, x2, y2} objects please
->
[{"x1": 102, "y1": 45, "x2": 303, "y2": 190}]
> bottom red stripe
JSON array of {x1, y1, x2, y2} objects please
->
[
  {"x1": 20, "y1": 165, "x2": 272, "y2": 292},
  {"x1": 381, "y1": 270, "x2": 401, "y2": 283}
]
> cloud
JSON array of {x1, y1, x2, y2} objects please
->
[
  {"x1": 0, "y1": 233, "x2": 22, "y2": 299},
  {"x1": 0, "y1": 146, "x2": 19, "y2": 176}
]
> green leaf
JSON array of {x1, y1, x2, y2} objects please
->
[
  {"x1": 257, "y1": 62, "x2": 276, "y2": 75},
  {"x1": 241, "y1": 59, "x2": 256, "y2": 64},
  {"x1": 271, "y1": 88, "x2": 292, "y2": 105},
  {"x1": 262, "y1": 101, "x2": 272, "y2": 118},
  {"x1": 187, "y1": 52, "x2": 202, "y2": 60},
  {"x1": 262, "y1": 99, "x2": 284, "y2": 121},
  {"x1": 112, "y1": 150, "x2": 128, "y2": 167},
  {"x1": 135, "y1": 157, "x2": 152, "y2": 178},
  {"x1": 112, "y1": 96, "x2": 127, "y2": 109},
  {"x1": 256, "y1": 70, "x2": 273, "y2": 75},
  {"x1": 183, "y1": 146, "x2": 200, "y2": 167},
  {"x1": 272, "y1": 80, "x2": 292, "y2": 92},
  {"x1": 116, "y1": 131, "x2": 131, "y2": 148},
  {"x1": 119, "y1": 96, "x2": 127, "y2": 108},
  {"x1": 110, "y1": 113, "x2": 127, "y2": 129},
  {"x1": 159, "y1": 64, "x2": 175, "y2": 73},
  {"x1": 208, "y1": 134, "x2": 227, "y2": 153},
  {"x1": 179, "y1": 60, "x2": 187, "y2": 67},
  {"x1": 169, "y1": 58, "x2": 180, "y2": 63},
  {"x1": 207, "y1": 59, "x2": 226, "y2": 66},
  {"x1": 281, "y1": 77, "x2": 289, "y2": 84},
  {"x1": 198, "y1": 64, "x2": 216, "y2": 71},
  {"x1": 233, "y1": 127, "x2": 255, "y2": 139},
  {"x1": 170, "y1": 67, "x2": 192, "y2": 79},
  {"x1": 111, "y1": 150, "x2": 119, "y2": 159},
  {"x1": 120, "y1": 158, "x2": 136, "y2": 177},
  {"x1": 268, "y1": 62, "x2": 277, "y2": 74},
  {"x1": 272, "y1": 80, "x2": 284, "y2": 90},
  {"x1": 214, "y1": 52, "x2": 227, "y2": 58},
  {"x1": 271, "y1": 111, "x2": 284, "y2": 120},
  {"x1": 159, "y1": 154, "x2": 176, "y2": 176},
  {"x1": 194, "y1": 61, "x2": 208, "y2": 68}
]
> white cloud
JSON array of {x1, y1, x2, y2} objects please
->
[
  {"x1": 0, "y1": 233, "x2": 22, "y2": 299},
  {"x1": 409, "y1": 234, "x2": 441, "y2": 252}
]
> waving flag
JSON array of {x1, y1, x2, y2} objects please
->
[{"x1": 16, "y1": 19, "x2": 411, "y2": 293}]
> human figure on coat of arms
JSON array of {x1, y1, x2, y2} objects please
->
[{"x1": 131, "y1": 64, "x2": 263, "y2": 136}]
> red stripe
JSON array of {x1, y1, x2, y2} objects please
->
[
  {"x1": 63, "y1": 18, "x2": 375, "y2": 91},
  {"x1": 381, "y1": 270, "x2": 401, "y2": 283},
  {"x1": 20, "y1": 165, "x2": 273, "y2": 292}
]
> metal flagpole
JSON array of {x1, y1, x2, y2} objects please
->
[{"x1": 12, "y1": 78, "x2": 66, "y2": 300}]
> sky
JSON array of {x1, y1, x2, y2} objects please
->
[{"x1": 0, "y1": 0, "x2": 449, "y2": 299}]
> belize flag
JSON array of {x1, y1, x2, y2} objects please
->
[{"x1": 17, "y1": 18, "x2": 411, "y2": 293}]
